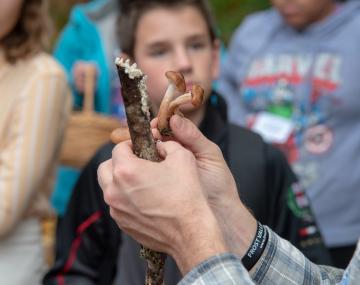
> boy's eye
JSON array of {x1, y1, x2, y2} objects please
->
[
  {"x1": 149, "y1": 48, "x2": 168, "y2": 57},
  {"x1": 189, "y1": 41, "x2": 207, "y2": 50}
]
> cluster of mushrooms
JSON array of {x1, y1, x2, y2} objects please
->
[{"x1": 111, "y1": 71, "x2": 204, "y2": 143}]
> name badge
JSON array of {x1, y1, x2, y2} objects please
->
[{"x1": 251, "y1": 112, "x2": 294, "y2": 144}]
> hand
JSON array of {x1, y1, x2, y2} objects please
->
[
  {"x1": 152, "y1": 115, "x2": 257, "y2": 257},
  {"x1": 98, "y1": 140, "x2": 227, "y2": 274},
  {"x1": 72, "y1": 61, "x2": 97, "y2": 93}
]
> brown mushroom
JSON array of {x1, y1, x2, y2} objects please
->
[
  {"x1": 167, "y1": 84, "x2": 204, "y2": 116},
  {"x1": 157, "y1": 71, "x2": 186, "y2": 133}
]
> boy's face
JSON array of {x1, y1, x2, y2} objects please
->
[
  {"x1": 132, "y1": 6, "x2": 220, "y2": 115},
  {"x1": 271, "y1": 0, "x2": 335, "y2": 29}
]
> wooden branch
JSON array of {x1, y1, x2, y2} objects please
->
[{"x1": 115, "y1": 57, "x2": 166, "y2": 285}]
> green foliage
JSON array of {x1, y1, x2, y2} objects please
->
[
  {"x1": 49, "y1": 0, "x2": 270, "y2": 48},
  {"x1": 209, "y1": 0, "x2": 270, "y2": 45}
]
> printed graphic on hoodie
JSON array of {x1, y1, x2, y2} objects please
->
[{"x1": 242, "y1": 53, "x2": 342, "y2": 163}]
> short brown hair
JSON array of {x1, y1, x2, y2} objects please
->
[
  {"x1": 117, "y1": 0, "x2": 217, "y2": 58},
  {"x1": 1, "y1": 0, "x2": 50, "y2": 64}
]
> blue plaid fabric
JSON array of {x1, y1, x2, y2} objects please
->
[
  {"x1": 179, "y1": 254, "x2": 253, "y2": 285},
  {"x1": 180, "y1": 227, "x2": 359, "y2": 285}
]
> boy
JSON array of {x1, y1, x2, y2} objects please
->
[
  {"x1": 218, "y1": 0, "x2": 360, "y2": 267},
  {"x1": 44, "y1": 1, "x2": 331, "y2": 284}
]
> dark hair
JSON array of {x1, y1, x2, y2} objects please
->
[
  {"x1": 117, "y1": 0, "x2": 217, "y2": 58},
  {"x1": 1, "y1": 0, "x2": 51, "y2": 63}
]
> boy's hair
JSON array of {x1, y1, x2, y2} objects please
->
[
  {"x1": 1, "y1": 0, "x2": 51, "y2": 63},
  {"x1": 117, "y1": 0, "x2": 217, "y2": 58}
]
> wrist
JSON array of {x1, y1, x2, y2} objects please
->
[
  {"x1": 212, "y1": 198, "x2": 257, "y2": 257},
  {"x1": 241, "y1": 222, "x2": 268, "y2": 270},
  {"x1": 171, "y1": 204, "x2": 228, "y2": 275}
]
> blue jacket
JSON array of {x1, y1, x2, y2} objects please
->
[
  {"x1": 54, "y1": 0, "x2": 119, "y2": 114},
  {"x1": 52, "y1": 0, "x2": 119, "y2": 215}
]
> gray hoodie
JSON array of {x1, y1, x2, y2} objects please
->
[{"x1": 218, "y1": 1, "x2": 360, "y2": 247}]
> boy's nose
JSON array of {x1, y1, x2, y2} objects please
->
[{"x1": 173, "y1": 48, "x2": 192, "y2": 74}]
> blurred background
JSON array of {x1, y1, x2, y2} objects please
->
[{"x1": 48, "y1": 0, "x2": 270, "y2": 46}]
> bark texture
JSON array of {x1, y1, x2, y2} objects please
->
[{"x1": 116, "y1": 62, "x2": 166, "y2": 285}]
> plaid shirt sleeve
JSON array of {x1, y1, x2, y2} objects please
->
[
  {"x1": 340, "y1": 239, "x2": 360, "y2": 285},
  {"x1": 179, "y1": 254, "x2": 255, "y2": 285},
  {"x1": 179, "y1": 226, "x2": 356, "y2": 285},
  {"x1": 250, "y1": 226, "x2": 345, "y2": 284}
]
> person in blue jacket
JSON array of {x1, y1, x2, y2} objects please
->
[{"x1": 52, "y1": 0, "x2": 124, "y2": 216}]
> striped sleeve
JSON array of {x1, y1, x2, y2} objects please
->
[
  {"x1": 0, "y1": 60, "x2": 71, "y2": 236},
  {"x1": 179, "y1": 254, "x2": 254, "y2": 285},
  {"x1": 250, "y1": 227, "x2": 344, "y2": 284}
]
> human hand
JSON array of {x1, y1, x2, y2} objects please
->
[
  {"x1": 72, "y1": 61, "x2": 97, "y2": 93},
  {"x1": 98, "y1": 140, "x2": 227, "y2": 274},
  {"x1": 152, "y1": 115, "x2": 238, "y2": 207},
  {"x1": 151, "y1": 115, "x2": 257, "y2": 257}
]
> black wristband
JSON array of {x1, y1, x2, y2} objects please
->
[{"x1": 241, "y1": 222, "x2": 268, "y2": 271}]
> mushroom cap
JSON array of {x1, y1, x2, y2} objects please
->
[
  {"x1": 165, "y1": 71, "x2": 186, "y2": 93},
  {"x1": 191, "y1": 84, "x2": 204, "y2": 108}
]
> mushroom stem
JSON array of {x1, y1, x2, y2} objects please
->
[
  {"x1": 168, "y1": 84, "x2": 205, "y2": 116},
  {"x1": 167, "y1": 92, "x2": 192, "y2": 116},
  {"x1": 157, "y1": 84, "x2": 176, "y2": 132},
  {"x1": 157, "y1": 71, "x2": 186, "y2": 134}
]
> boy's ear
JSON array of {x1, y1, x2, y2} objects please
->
[{"x1": 211, "y1": 39, "x2": 221, "y2": 80}]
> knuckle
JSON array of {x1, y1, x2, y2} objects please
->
[
  {"x1": 103, "y1": 188, "x2": 115, "y2": 206},
  {"x1": 186, "y1": 120, "x2": 202, "y2": 140},
  {"x1": 113, "y1": 163, "x2": 135, "y2": 183},
  {"x1": 209, "y1": 142, "x2": 222, "y2": 156},
  {"x1": 109, "y1": 207, "x2": 119, "y2": 221},
  {"x1": 97, "y1": 163, "x2": 104, "y2": 179}
]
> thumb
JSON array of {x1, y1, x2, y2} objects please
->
[
  {"x1": 169, "y1": 115, "x2": 215, "y2": 156},
  {"x1": 156, "y1": 140, "x2": 184, "y2": 159}
]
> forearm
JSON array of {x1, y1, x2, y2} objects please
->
[
  {"x1": 170, "y1": 205, "x2": 229, "y2": 275},
  {"x1": 212, "y1": 197, "x2": 258, "y2": 258},
  {"x1": 212, "y1": 197, "x2": 344, "y2": 284},
  {"x1": 179, "y1": 253, "x2": 254, "y2": 285}
]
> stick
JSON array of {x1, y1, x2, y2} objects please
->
[{"x1": 115, "y1": 57, "x2": 166, "y2": 285}]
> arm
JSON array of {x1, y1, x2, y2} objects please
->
[
  {"x1": 180, "y1": 228, "x2": 345, "y2": 285},
  {"x1": 0, "y1": 69, "x2": 70, "y2": 236},
  {"x1": 179, "y1": 254, "x2": 254, "y2": 285},
  {"x1": 98, "y1": 115, "x2": 345, "y2": 284},
  {"x1": 251, "y1": 228, "x2": 344, "y2": 285},
  {"x1": 166, "y1": 117, "x2": 341, "y2": 283},
  {"x1": 98, "y1": 138, "x2": 228, "y2": 275},
  {"x1": 43, "y1": 143, "x2": 121, "y2": 285},
  {"x1": 98, "y1": 115, "x2": 256, "y2": 276}
]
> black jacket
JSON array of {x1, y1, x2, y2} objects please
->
[{"x1": 44, "y1": 93, "x2": 332, "y2": 285}]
